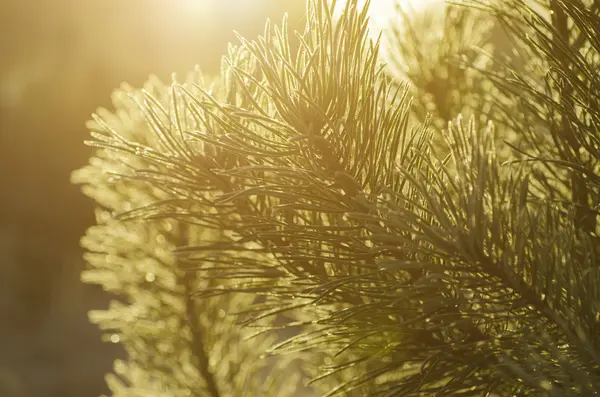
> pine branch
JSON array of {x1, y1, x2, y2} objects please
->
[
  {"x1": 178, "y1": 227, "x2": 222, "y2": 397},
  {"x1": 550, "y1": 0, "x2": 595, "y2": 233},
  {"x1": 73, "y1": 0, "x2": 600, "y2": 395}
]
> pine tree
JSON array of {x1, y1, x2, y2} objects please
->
[{"x1": 72, "y1": 0, "x2": 600, "y2": 395}]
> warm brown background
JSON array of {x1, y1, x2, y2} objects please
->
[{"x1": 0, "y1": 1, "x2": 305, "y2": 396}]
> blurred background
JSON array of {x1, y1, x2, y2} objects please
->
[{"x1": 0, "y1": 1, "x2": 306, "y2": 396}]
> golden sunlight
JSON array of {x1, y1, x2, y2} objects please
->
[
  {"x1": 335, "y1": 0, "x2": 445, "y2": 31},
  {"x1": 171, "y1": 0, "x2": 259, "y2": 15}
]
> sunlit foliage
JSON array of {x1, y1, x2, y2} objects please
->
[{"x1": 73, "y1": 0, "x2": 600, "y2": 395}]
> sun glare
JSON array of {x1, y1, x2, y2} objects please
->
[
  {"x1": 335, "y1": 0, "x2": 444, "y2": 29},
  {"x1": 171, "y1": 0, "x2": 260, "y2": 18}
]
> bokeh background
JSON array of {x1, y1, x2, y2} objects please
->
[{"x1": 0, "y1": 1, "x2": 306, "y2": 396}]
